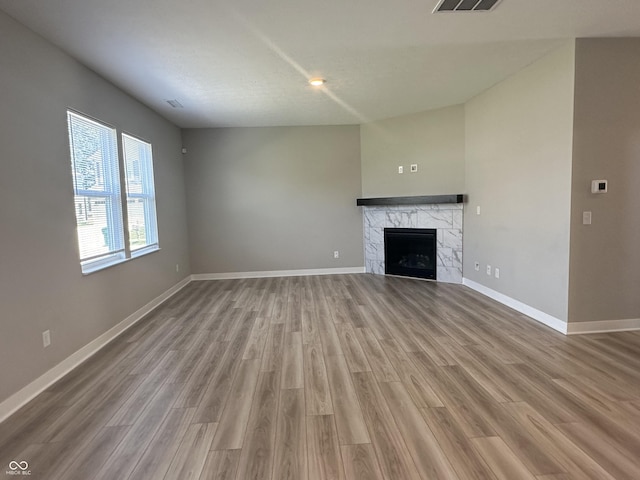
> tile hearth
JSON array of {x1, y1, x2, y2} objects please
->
[{"x1": 362, "y1": 203, "x2": 463, "y2": 283}]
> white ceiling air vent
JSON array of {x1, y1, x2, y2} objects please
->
[
  {"x1": 434, "y1": 0, "x2": 501, "y2": 13},
  {"x1": 166, "y1": 99, "x2": 184, "y2": 108}
]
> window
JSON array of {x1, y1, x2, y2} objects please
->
[
  {"x1": 123, "y1": 134, "x2": 158, "y2": 254},
  {"x1": 67, "y1": 111, "x2": 159, "y2": 273}
]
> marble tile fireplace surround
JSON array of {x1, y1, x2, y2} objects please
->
[{"x1": 357, "y1": 195, "x2": 464, "y2": 283}]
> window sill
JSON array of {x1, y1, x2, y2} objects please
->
[
  {"x1": 131, "y1": 244, "x2": 160, "y2": 259},
  {"x1": 81, "y1": 246, "x2": 160, "y2": 275}
]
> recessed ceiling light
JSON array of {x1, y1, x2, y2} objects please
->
[{"x1": 309, "y1": 78, "x2": 326, "y2": 87}]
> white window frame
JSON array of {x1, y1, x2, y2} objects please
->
[
  {"x1": 66, "y1": 110, "x2": 160, "y2": 274},
  {"x1": 122, "y1": 133, "x2": 159, "y2": 256}
]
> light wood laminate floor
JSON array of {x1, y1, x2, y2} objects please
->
[{"x1": 1, "y1": 274, "x2": 640, "y2": 479}]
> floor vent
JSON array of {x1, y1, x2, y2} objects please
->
[{"x1": 434, "y1": 0, "x2": 501, "y2": 13}]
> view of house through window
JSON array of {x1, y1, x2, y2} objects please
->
[
  {"x1": 67, "y1": 111, "x2": 159, "y2": 273},
  {"x1": 123, "y1": 134, "x2": 159, "y2": 252}
]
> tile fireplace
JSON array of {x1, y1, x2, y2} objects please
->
[{"x1": 358, "y1": 195, "x2": 464, "y2": 283}]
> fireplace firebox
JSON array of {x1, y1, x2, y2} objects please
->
[{"x1": 384, "y1": 228, "x2": 436, "y2": 280}]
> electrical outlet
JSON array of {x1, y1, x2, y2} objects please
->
[
  {"x1": 176, "y1": 264, "x2": 180, "y2": 272},
  {"x1": 583, "y1": 211, "x2": 592, "y2": 225},
  {"x1": 42, "y1": 330, "x2": 51, "y2": 348},
  {"x1": 486, "y1": 265, "x2": 491, "y2": 276},
  {"x1": 410, "y1": 164, "x2": 418, "y2": 173},
  {"x1": 334, "y1": 251, "x2": 339, "y2": 259},
  {"x1": 476, "y1": 206, "x2": 481, "y2": 215},
  {"x1": 398, "y1": 166, "x2": 403, "y2": 174},
  {"x1": 495, "y1": 268, "x2": 500, "y2": 279},
  {"x1": 474, "y1": 261, "x2": 480, "y2": 271}
]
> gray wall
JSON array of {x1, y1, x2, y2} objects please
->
[
  {"x1": 183, "y1": 126, "x2": 363, "y2": 273},
  {"x1": 568, "y1": 38, "x2": 640, "y2": 323},
  {"x1": 0, "y1": 11, "x2": 190, "y2": 404},
  {"x1": 360, "y1": 105, "x2": 465, "y2": 197},
  {"x1": 464, "y1": 42, "x2": 576, "y2": 321}
]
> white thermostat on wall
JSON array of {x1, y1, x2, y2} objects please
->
[{"x1": 591, "y1": 179, "x2": 608, "y2": 194}]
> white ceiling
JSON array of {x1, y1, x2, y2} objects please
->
[{"x1": 2, "y1": 0, "x2": 640, "y2": 128}]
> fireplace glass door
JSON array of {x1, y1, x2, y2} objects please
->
[{"x1": 384, "y1": 228, "x2": 436, "y2": 280}]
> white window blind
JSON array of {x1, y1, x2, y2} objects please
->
[
  {"x1": 67, "y1": 111, "x2": 160, "y2": 273},
  {"x1": 67, "y1": 111, "x2": 125, "y2": 271},
  {"x1": 122, "y1": 134, "x2": 158, "y2": 253}
]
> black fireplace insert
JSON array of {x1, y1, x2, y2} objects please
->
[{"x1": 384, "y1": 228, "x2": 436, "y2": 280}]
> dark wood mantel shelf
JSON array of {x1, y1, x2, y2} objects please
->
[{"x1": 356, "y1": 194, "x2": 465, "y2": 206}]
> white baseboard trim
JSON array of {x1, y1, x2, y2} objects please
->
[
  {"x1": 192, "y1": 266, "x2": 366, "y2": 281},
  {"x1": 462, "y1": 278, "x2": 640, "y2": 336},
  {"x1": 566, "y1": 318, "x2": 640, "y2": 335},
  {"x1": 462, "y1": 278, "x2": 568, "y2": 335},
  {"x1": 0, "y1": 276, "x2": 192, "y2": 424}
]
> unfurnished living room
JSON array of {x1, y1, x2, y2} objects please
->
[{"x1": 1, "y1": 0, "x2": 640, "y2": 479}]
